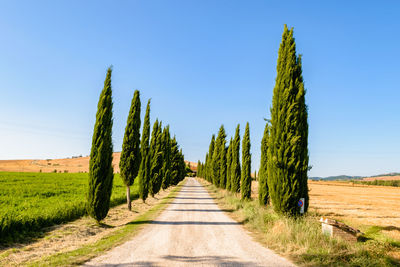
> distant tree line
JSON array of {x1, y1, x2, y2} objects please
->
[
  {"x1": 198, "y1": 25, "x2": 309, "y2": 216},
  {"x1": 87, "y1": 67, "x2": 186, "y2": 222},
  {"x1": 352, "y1": 179, "x2": 400, "y2": 187}
]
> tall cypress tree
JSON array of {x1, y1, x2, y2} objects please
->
[
  {"x1": 230, "y1": 124, "x2": 241, "y2": 193},
  {"x1": 161, "y1": 126, "x2": 171, "y2": 190},
  {"x1": 170, "y1": 136, "x2": 180, "y2": 185},
  {"x1": 226, "y1": 138, "x2": 233, "y2": 190},
  {"x1": 241, "y1": 122, "x2": 251, "y2": 200},
  {"x1": 203, "y1": 153, "x2": 209, "y2": 178},
  {"x1": 220, "y1": 144, "x2": 227, "y2": 188},
  {"x1": 87, "y1": 67, "x2": 114, "y2": 222},
  {"x1": 119, "y1": 90, "x2": 141, "y2": 210},
  {"x1": 207, "y1": 135, "x2": 215, "y2": 182},
  {"x1": 138, "y1": 100, "x2": 151, "y2": 202},
  {"x1": 149, "y1": 120, "x2": 163, "y2": 196},
  {"x1": 212, "y1": 125, "x2": 226, "y2": 187},
  {"x1": 258, "y1": 123, "x2": 270, "y2": 206},
  {"x1": 268, "y1": 25, "x2": 309, "y2": 215}
]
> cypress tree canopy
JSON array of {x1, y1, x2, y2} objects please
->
[
  {"x1": 149, "y1": 120, "x2": 163, "y2": 196},
  {"x1": 220, "y1": 143, "x2": 227, "y2": 188},
  {"x1": 87, "y1": 67, "x2": 114, "y2": 222},
  {"x1": 258, "y1": 123, "x2": 270, "y2": 206},
  {"x1": 267, "y1": 25, "x2": 309, "y2": 215},
  {"x1": 226, "y1": 138, "x2": 233, "y2": 191},
  {"x1": 120, "y1": 90, "x2": 141, "y2": 185},
  {"x1": 161, "y1": 126, "x2": 172, "y2": 190},
  {"x1": 212, "y1": 125, "x2": 226, "y2": 187},
  {"x1": 230, "y1": 124, "x2": 241, "y2": 193},
  {"x1": 207, "y1": 135, "x2": 215, "y2": 182},
  {"x1": 241, "y1": 122, "x2": 251, "y2": 200},
  {"x1": 138, "y1": 99, "x2": 151, "y2": 202}
]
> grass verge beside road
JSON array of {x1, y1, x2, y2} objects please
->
[
  {"x1": 0, "y1": 172, "x2": 139, "y2": 243},
  {"x1": 0, "y1": 180, "x2": 185, "y2": 266},
  {"x1": 17, "y1": 180, "x2": 184, "y2": 267},
  {"x1": 199, "y1": 178, "x2": 400, "y2": 267}
]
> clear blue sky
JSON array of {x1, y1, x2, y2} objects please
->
[{"x1": 1, "y1": 1, "x2": 399, "y2": 177}]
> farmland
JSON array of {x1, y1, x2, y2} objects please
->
[{"x1": 0, "y1": 172, "x2": 138, "y2": 242}]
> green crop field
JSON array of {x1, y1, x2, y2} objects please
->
[{"x1": 0, "y1": 172, "x2": 138, "y2": 242}]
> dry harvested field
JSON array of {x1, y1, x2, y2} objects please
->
[
  {"x1": 363, "y1": 175, "x2": 400, "y2": 181},
  {"x1": 252, "y1": 180, "x2": 400, "y2": 232},
  {"x1": 0, "y1": 154, "x2": 198, "y2": 174},
  {"x1": 0, "y1": 153, "x2": 121, "y2": 173}
]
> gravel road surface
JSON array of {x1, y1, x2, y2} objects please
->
[{"x1": 85, "y1": 177, "x2": 295, "y2": 267}]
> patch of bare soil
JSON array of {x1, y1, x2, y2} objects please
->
[{"x1": 0, "y1": 188, "x2": 173, "y2": 267}]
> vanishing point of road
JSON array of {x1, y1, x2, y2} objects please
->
[{"x1": 85, "y1": 177, "x2": 295, "y2": 267}]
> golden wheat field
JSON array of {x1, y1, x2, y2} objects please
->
[{"x1": 252, "y1": 180, "x2": 400, "y2": 237}]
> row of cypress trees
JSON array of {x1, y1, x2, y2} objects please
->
[
  {"x1": 199, "y1": 25, "x2": 309, "y2": 217},
  {"x1": 87, "y1": 67, "x2": 186, "y2": 222},
  {"x1": 197, "y1": 123, "x2": 252, "y2": 200}
]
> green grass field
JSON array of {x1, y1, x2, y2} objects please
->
[{"x1": 0, "y1": 172, "x2": 138, "y2": 242}]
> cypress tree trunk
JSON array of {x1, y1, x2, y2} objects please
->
[
  {"x1": 241, "y1": 122, "x2": 251, "y2": 200},
  {"x1": 258, "y1": 123, "x2": 270, "y2": 206},
  {"x1": 119, "y1": 90, "x2": 141, "y2": 210},
  {"x1": 226, "y1": 138, "x2": 232, "y2": 190},
  {"x1": 230, "y1": 124, "x2": 241, "y2": 193},
  {"x1": 268, "y1": 25, "x2": 309, "y2": 215},
  {"x1": 126, "y1": 186, "x2": 131, "y2": 210},
  {"x1": 87, "y1": 67, "x2": 114, "y2": 222},
  {"x1": 138, "y1": 100, "x2": 151, "y2": 202}
]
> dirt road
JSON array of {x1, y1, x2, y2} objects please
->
[{"x1": 85, "y1": 178, "x2": 294, "y2": 267}]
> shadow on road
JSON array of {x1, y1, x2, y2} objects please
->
[
  {"x1": 171, "y1": 202, "x2": 215, "y2": 205},
  {"x1": 127, "y1": 220, "x2": 241, "y2": 226},
  {"x1": 166, "y1": 208, "x2": 234, "y2": 212},
  {"x1": 173, "y1": 197, "x2": 217, "y2": 200},
  {"x1": 162, "y1": 255, "x2": 262, "y2": 267}
]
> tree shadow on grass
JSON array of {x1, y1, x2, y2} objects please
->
[{"x1": 97, "y1": 222, "x2": 115, "y2": 229}]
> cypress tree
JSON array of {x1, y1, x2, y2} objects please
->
[
  {"x1": 207, "y1": 135, "x2": 215, "y2": 182},
  {"x1": 161, "y1": 126, "x2": 171, "y2": 190},
  {"x1": 119, "y1": 90, "x2": 141, "y2": 210},
  {"x1": 226, "y1": 138, "x2": 233, "y2": 190},
  {"x1": 198, "y1": 160, "x2": 201, "y2": 177},
  {"x1": 87, "y1": 67, "x2": 114, "y2": 222},
  {"x1": 230, "y1": 124, "x2": 241, "y2": 193},
  {"x1": 220, "y1": 144, "x2": 227, "y2": 188},
  {"x1": 258, "y1": 123, "x2": 270, "y2": 206},
  {"x1": 241, "y1": 122, "x2": 251, "y2": 200},
  {"x1": 203, "y1": 153, "x2": 209, "y2": 178},
  {"x1": 254, "y1": 170, "x2": 257, "y2": 181},
  {"x1": 170, "y1": 137, "x2": 179, "y2": 185},
  {"x1": 149, "y1": 120, "x2": 163, "y2": 196},
  {"x1": 268, "y1": 25, "x2": 309, "y2": 215},
  {"x1": 212, "y1": 125, "x2": 226, "y2": 187},
  {"x1": 138, "y1": 100, "x2": 151, "y2": 202}
]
